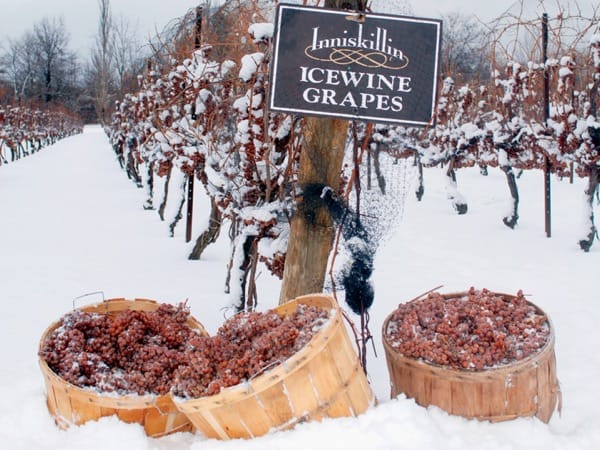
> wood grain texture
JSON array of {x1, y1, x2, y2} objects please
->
[{"x1": 279, "y1": 118, "x2": 348, "y2": 303}]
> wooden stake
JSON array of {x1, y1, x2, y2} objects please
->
[
  {"x1": 186, "y1": 6, "x2": 203, "y2": 243},
  {"x1": 542, "y1": 13, "x2": 552, "y2": 238}
]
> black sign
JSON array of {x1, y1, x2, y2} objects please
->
[{"x1": 269, "y1": 4, "x2": 442, "y2": 127}]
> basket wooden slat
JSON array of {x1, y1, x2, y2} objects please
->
[
  {"x1": 116, "y1": 408, "x2": 146, "y2": 424},
  {"x1": 382, "y1": 291, "x2": 560, "y2": 423},
  {"x1": 174, "y1": 293, "x2": 375, "y2": 439},
  {"x1": 257, "y1": 384, "x2": 295, "y2": 426},
  {"x1": 39, "y1": 297, "x2": 207, "y2": 437}
]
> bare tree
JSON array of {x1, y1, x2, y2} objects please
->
[
  {"x1": 370, "y1": 0, "x2": 413, "y2": 15},
  {"x1": 1, "y1": 36, "x2": 35, "y2": 99},
  {"x1": 0, "y1": 18, "x2": 79, "y2": 107},
  {"x1": 111, "y1": 15, "x2": 143, "y2": 98},
  {"x1": 31, "y1": 17, "x2": 74, "y2": 103},
  {"x1": 90, "y1": 0, "x2": 114, "y2": 124},
  {"x1": 441, "y1": 12, "x2": 492, "y2": 82}
]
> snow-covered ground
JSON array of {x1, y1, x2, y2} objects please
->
[{"x1": 0, "y1": 125, "x2": 598, "y2": 449}]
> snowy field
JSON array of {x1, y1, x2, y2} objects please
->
[{"x1": 0, "y1": 125, "x2": 598, "y2": 449}]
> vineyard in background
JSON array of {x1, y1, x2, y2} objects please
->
[
  {"x1": 102, "y1": 1, "x2": 600, "y2": 311},
  {"x1": 0, "y1": 104, "x2": 83, "y2": 165}
]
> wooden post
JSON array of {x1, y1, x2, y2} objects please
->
[
  {"x1": 194, "y1": 6, "x2": 202, "y2": 49},
  {"x1": 542, "y1": 13, "x2": 552, "y2": 238},
  {"x1": 186, "y1": 6, "x2": 203, "y2": 243},
  {"x1": 279, "y1": 0, "x2": 365, "y2": 304},
  {"x1": 186, "y1": 176, "x2": 194, "y2": 243}
]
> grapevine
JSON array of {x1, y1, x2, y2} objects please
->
[{"x1": 0, "y1": 104, "x2": 82, "y2": 166}]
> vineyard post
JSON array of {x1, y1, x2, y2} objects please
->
[
  {"x1": 542, "y1": 13, "x2": 552, "y2": 238},
  {"x1": 278, "y1": 0, "x2": 366, "y2": 304},
  {"x1": 186, "y1": 6, "x2": 203, "y2": 243}
]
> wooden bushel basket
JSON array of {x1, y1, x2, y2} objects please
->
[
  {"x1": 173, "y1": 293, "x2": 375, "y2": 439},
  {"x1": 39, "y1": 297, "x2": 208, "y2": 437},
  {"x1": 382, "y1": 291, "x2": 560, "y2": 423}
]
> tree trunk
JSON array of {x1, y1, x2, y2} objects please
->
[
  {"x1": 233, "y1": 233, "x2": 258, "y2": 312},
  {"x1": 168, "y1": 174, "x2": 188, "y2": 237},
  {"x1": 579, "y1": 167, "x2": 599, "y2": 252},
  {"x1": 158, "y1": 166, "x2": 172, "y2": 221},
  {"x1": 415, "y1": 153, "x2": 424, "y2": 201},
  {"x1": 278, "y1": 0, "x2": 365, "y2": 304},
  {"x1": 445, "y1": 157, "x2": 468, "y2": 214},
  {"x1": 279, "y1": 117, "x2": 348, "y2": 304},
  {"x1": 126, "y1": 151, "x2": 141, "y2": 187},
  {"x1": 142, "y1": 162, "x2": 154, "y2": 210},
  {"x1": 114, "y1": 142, "x2": 125, "y2": 169},
  {"x1": 372, "y1": 142, "x2": 386, "y2": 194},
  {"x1": 188, "y1": 198, "x2": 222, "y2": 260},
  {"x1": 501, "y1": 165, "x2": 519, "y2": 229}
]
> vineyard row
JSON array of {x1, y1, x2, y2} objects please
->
[
  {"x1": 0, "y1": 105, "x2": 83, "y2": 165},
  {"x1": 98, "y1": 14, "x2": 600, "y2": 311}
]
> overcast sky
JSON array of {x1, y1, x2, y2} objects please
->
[
  {"x1": 0, "y1": 0, "x2": 201, "y2": 57},
  {"x1": 0, "y1": 0, "x2": 595, "y2": 59}
]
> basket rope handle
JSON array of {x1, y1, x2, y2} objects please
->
[
  {"x1": 406, "y1": 285, "x2": 444, "y2": 303},
  {"x1": 72, "y1": 291, "x2": 105, "y2": 310}
]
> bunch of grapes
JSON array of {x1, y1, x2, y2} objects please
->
[
  {"x1": 171, "y1": 304, "x2": 329, "y2": 398},
  {"x1": 40, "y1": 302, "x2": 329, "y2": 398},
  {"x1": 384, "y1": 288, "x2": 550, "y2": 370},
  {"x1": 40, "y1": 303, "x2": 196, "y2": 395}
]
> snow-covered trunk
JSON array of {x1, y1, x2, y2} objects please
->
[
  {"x1": 114, "y1": 141, "x2": 125, "y2": 169},
  {"x1": 373, "y1": 146, "x2": 387, "y2": 195},
  {"x1": 227, "y1": 229, "x2": 258, "y2": 312},
  {"x1": 157, "y1": 166, "x2": 172, "y2": 221},
  {"x1": 500, "y1": 164, "x2": 520, "y2": 229},
  {"x1": 578, "y1": 167, "x2": 599, "y2": 252},
  {"x1": 10, "y1": 144, "x2": 18, "y2": 161},
  {"x1": 415, "y1": 153, "x2": 424, "y2": 201},
  {"x1": 18, "y1": 142, "x2": 26, "y2": 158},
  {"x1": 445, "y1": 157, "x2": 468, "y2": 214},
  {"x1": 168, "y1": 173, "x2": 188, "y2": 237},
  {"x1": 142, "y1": 161, "x2": 154, "y2": 210},
  {"x1": 19, "y1": 141, "x2": 29, "y2": 157},
  {"x1": 124, "y1": 137, "x2": 141, "y2": 187},
  {"x1": 368, "y1": 142, "x2": 386, "y2": 194},
  {"x1": 188, "y1": 198, "x2": 222, "y2": 260},
  {"x1": 126, "y1": 153, "x2": 141, "y2": 187}
]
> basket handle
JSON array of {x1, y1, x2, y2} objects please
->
[{"x1": 73, "y1": 291, "x2": 105, "y2": 310}]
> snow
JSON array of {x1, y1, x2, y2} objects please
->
[
  {"x1": 248, "y1": 23, "x2": 274, "y2": 43},
  {"x1": 239, "y1": 53, "x2": 265, "y2": 82},
  {"x1": 1, "y1": 125, "x2": 600, "y2": 449},
  {"x1": 559, "y1": 67, "x2": 573, "y2": 78}
]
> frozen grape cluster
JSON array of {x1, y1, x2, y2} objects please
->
[
  {"x1": 384, "y1": 288, "x2": 550, "y2": 370},
  {"x1": 40, "y1": 303, "x2": 329, "y2": 398}
]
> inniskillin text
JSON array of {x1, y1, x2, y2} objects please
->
[{"x1": 299, "y1": 66, "x2": 412, "y2": 112}]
